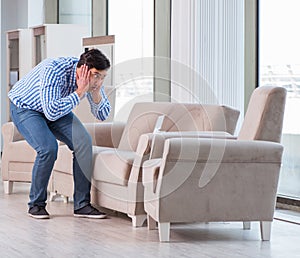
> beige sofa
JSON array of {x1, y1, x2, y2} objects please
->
[
  {"x1": 142, "y1": 86, "x2": 287, "y2": 241},
  {"x1": 51, "y1": 102, "x2": 240, "y2": 226}
]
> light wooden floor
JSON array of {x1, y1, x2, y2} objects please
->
[{"x1": 1, "y1": 182, "x2": 300, "y2": 258}]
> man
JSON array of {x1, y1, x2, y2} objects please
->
[{"x1": 8, "y1": 49, "x2": 111, "y2": 219}]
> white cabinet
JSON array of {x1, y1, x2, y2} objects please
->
[
  {"x1": 31, "y1": 24, "x2": 90, "y2": 65},
  {"x1": 6, "y1": 29, "x2": 34, "y2": 121}
]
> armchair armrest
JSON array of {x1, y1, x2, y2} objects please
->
[
  {"x1": 84, "y1": 122, "x2": 126, "y2": 147},
  {"x1": 150, "y1": 131, "x2": 237, "y2": 159},
  {"x1": 163, "y1": 138, "x2": 283, "y2": 163},
  {"x1": 143, "y1": 158, "x2": 162, "y2": 200},
  {"x1": 1, "y1": 122, "x2": 24, "y2": 144}
]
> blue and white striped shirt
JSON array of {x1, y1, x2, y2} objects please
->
[{"x1": 8, "y1": 57, "x2": 111, "y2": 121}]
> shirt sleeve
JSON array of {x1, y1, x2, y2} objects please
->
[
  {"x1": 86, "y1": 86, "x2": 111, "y2": 121},
  {"x1": 40, "y1": 66, "x2": 80, "y2": 121}
]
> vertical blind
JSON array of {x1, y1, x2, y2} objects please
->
[{"x1": 171, "y1": 0, "x2": 244, "y2": 123}]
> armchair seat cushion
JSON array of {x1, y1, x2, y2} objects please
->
[
  {"x1": 54, "y1": 145, "x2": 115, "y2": 175},
  {"x1": 93, "y1": 149, "x2": 136, "y2": 186}
]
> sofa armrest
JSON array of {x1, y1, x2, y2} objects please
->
[
  {"x1": 1, "y1": 122, "x2": 24, "y2": 144},
  {"x1": 84, "y1": 122, "x2": 126, "y2": 147}
]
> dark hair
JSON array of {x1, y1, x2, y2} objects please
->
[{"x1": 77, "y1": 48, "x2": 110, "y2": 70}]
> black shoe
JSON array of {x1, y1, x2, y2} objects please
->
[
  {"x1": 74, "y1": 204, "x2": 107, "y2": 219},
  {"x1": 28, "y1": 206, "x2": 50, "y2": 219}
]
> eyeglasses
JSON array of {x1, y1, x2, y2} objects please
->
[{"x1": 91, "y1": 72, "x2": 106, "y2": 81}]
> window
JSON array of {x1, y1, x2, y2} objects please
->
[
  {"x1": 108, "y1": 0, "x2": 154, "y2": 121},
  {"x1": 259, "y1": 0, "x2": 300, "y2": 199},
  {"x1": 58, "y1": 0, "x2": 92, "y2": 34}
]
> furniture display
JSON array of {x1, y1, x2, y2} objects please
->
[
  {"x1": 142, "y1": 86, "x2": 287, "y2": 241},
  {"x1": 50, "y1": 102, "x2": 240, "y2": 226}
]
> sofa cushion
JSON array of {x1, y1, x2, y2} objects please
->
[{"x1": 93, "y1": 149, "x2": 136, "y2": 186}]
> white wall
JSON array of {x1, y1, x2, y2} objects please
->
[{"x1": 28, "y1": 0, "x2": 44, "y2": 27}]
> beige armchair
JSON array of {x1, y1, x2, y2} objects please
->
[
  {"x1": 51, "y1": 102, "x2": 240, "y2": 226},
  {"x1": 1, "y1": 122, "x2": 36, "y2": 194},
  {"x1": 143, "y1": 86, "x2": 287, "y2": 241}
]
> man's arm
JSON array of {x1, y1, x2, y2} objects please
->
[
  {"x1": 40, "y1": 66, "x2": 80, "y2": 121},
  {"x1": 86, "y1": 87, "x2": 111, "y2": 121}
]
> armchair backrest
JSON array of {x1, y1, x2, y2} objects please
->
[
  {"x1": 117, "y1": 102, "x2": 240, "y2": 151},
  {"x1": 238, "y1": 86, "x2": 287, "y2": 142}
]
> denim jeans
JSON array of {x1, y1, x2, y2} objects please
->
[{"x1": 10, "y1": 102, "x2": 92, "y2": 210}]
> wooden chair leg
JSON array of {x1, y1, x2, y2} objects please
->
[
  {"x1": 49, "y1": 191, "x2": 58, "y2": 201},
  {"x1": 3, "y1": 181, "x2": 13, "y2": 194},
  {"x1": 158, "y1": 222, "x2": 170, "y2": 242},
  {"x1": 62, "y1": 195, "x2": 69, "y2": 203},
  {"x1": 260, "y1": 221, "x2": 272, "y2": 241},
  {"x1": 129, "y1": 214, "x2": 147, "y2": 227}
]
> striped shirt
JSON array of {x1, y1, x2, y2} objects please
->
[{"x1": 8, "y1": 57, "x2": 111, "y2": 121}]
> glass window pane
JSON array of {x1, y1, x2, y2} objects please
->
[
  {"x1": 108, "y1": 0, "x2": 154, "y2": 121},
  {"x1": 58, "y1": 0, "x2": 92, "y2": 33},
  {"x1": 259, "y1": 0, "x2": 300, "y2": 198}
]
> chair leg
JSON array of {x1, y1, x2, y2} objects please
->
[
  {"x1": 62, "y1": 195, "x2": 69, "y2": 203},
  {"x1": 243, "y1": 221, "x2": 251, "y2": 230},
  {"x1": 158, "y1": 222, "x2": 170, "y2": 242},
  {"x1": 49, "y1": 191, "x2": 58, "y2": 201},
  {"x1": 260, "y1": 221, "x2": 272, "y2": 241},
  {"x1": 147, "y1": 215, "x2": 157, "y2": 230},
  {"x1": 3, "y1": 181, "x2": 13, "y2": 194},
  {"x1": 130, "y1": 214, "x2": 147, "y2": 227}
]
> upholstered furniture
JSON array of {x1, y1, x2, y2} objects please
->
[
  {"x1": 142, "y1": 86, "x2": 287, "y2": 241},
  {"x1": 50, "y1": 102, "x2": 240, "y2": 226},
  {"x1": 1, "y1": 86, "x2": 115, "y2": 194},
  {"x1": 1, "y1": 122, "x2": 36, "y2": 194}
]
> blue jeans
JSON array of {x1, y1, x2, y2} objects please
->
[{"x1": 10, "y1": 102, "x2": 92, "y2": 210}]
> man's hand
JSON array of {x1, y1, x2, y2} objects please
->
[
  {"x1": 76, "y1": 64, "x2": 90, "y2": 98},
  {"x1": 90, "y1": 80, "x2": 104, "y2": 104}
]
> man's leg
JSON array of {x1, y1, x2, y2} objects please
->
[
  {"x1": 10, "y1": 103, "x2": 57, "y2": 212},
  {"x1": 48, "y1": 112, "x2": 93, "y2": 210},
  {"x1": 49, "y1": 112, "x2": 106, "y2": 218}
]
